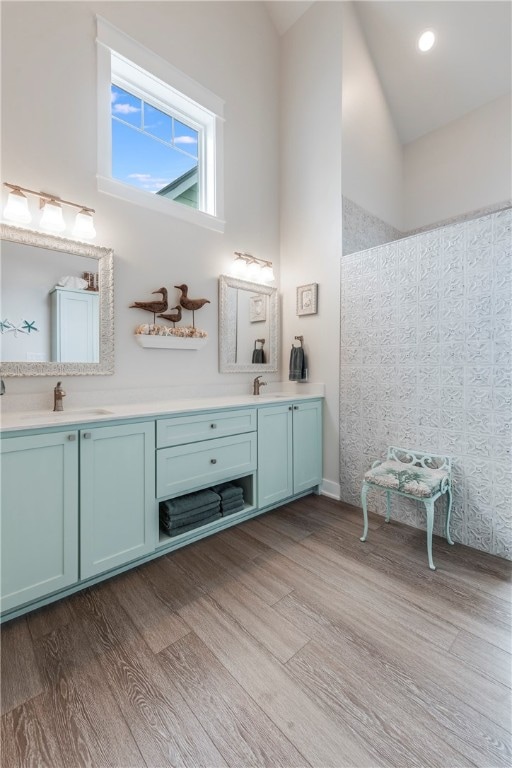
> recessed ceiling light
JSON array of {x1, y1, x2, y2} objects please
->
[{"x1": 418, "y1": 29, "x2": 436, "y2": 53}]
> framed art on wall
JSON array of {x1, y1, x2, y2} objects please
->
[
  {"x1": 249, "y1": 294, "x2": 266, "y2": 322},
  {"x1": 296, "y1": 283, "x2": 318, "y2": 316}
]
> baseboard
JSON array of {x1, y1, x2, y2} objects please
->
[{"x1": 319, "y1": 478, "x2": 341, "y2": 500}]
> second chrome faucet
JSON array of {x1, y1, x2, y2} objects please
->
[{"x1": 252, "y1": 375, "x2": 266, "y2": 396}]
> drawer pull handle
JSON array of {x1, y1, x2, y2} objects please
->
[
  {"x1": 210, "y1": 458, "x2": 217, "y2": 464},
  {"x1": 68, "y1": 434, "x2": 76, "y2": 441},
  {"x1": 293, "y1": 406, "x2": 299, "y2": 410},
  {"x1": 210, "y1": 423, "x2": 217, "y2": 429},
  {"x1": 83, "y1": 432, "x2": 92, "y2": 439},
  {"x1": 288, "y1": 406, "x2": 292, "y2": 411}
]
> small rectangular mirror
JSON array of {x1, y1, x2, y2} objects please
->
[
  {"x1": 0, "y1": 224, "x2": 114, "y2": 376},
  {"x1": 219, "y1": 274, "x2": 278, "y2": 373}
]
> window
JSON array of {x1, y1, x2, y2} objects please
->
[{"x1": 97, "y1": 18, "x2": 225, "y2": 231}]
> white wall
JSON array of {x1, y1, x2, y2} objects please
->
[
  {"x1": 403, "y1": 94, "x2": 512, "y2": 231},
  {"x1": 341, "y1": 1, "x2": 403, "y2": 231},
  {"x1": 280, "y1": 1, "x2": 343, "y2": 497},
  {"x1": 1, "y1": 1, "x2": 280, "y2": 402}
]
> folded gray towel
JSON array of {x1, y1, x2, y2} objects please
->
[
  {"x1": 222, "y1": 502, "x2": 244, "y2": 516},
  {"x1": 160, "y1": 504, "x2": 221, "y2": 532},
  {"x1": 222, "y1": 497, "x2": 245, "y2": 511},
  {"x1": 289, "y1": 346, "x2": 306, "y2": 381},
  {"x1": 161, "y1": 489, "x2": 220, "y2": 516},
  {"x1": 169, "y1": 512, "x2": 222, "y2": 537},
  {"x1": 160, "y1": 500, "x2": 220, "y2": 523},
  {"x1": 211, "y1": 483, "x2": 244, "y2": 500}
]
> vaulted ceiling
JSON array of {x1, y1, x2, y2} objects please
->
[{"x1": 264, "y1": 1, "x2": 511, "y2": 144}]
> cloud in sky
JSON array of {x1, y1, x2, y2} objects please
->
[
  {"x1": 127, "y1": 173, "x2": 171, "y2": 192},
  {"x1": 174, "y1": 135, "x2": 197, "y2": 145},
  {"x1": 113, "y1": 103, "x2": 140, "y2": 115}
]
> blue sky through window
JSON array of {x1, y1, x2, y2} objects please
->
[{"x1": 111, "y1": 84, "x2": 198, "y2": 196}]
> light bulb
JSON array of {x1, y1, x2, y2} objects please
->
[
  {"x1": 40, "y1": 200, "x2": 65, "y2": 232},
  {"x1": 3, "y1": 188, "x2": 32, "y2": 224},
  {"x1": 418, "y1": 30, "x2": 435, "y2": 52},
  {"x1": 73, "y1": 209, "x2": 96, "y2": 240},
  {"x1": 232, "y1": 255, "x2": 247, "y2": 277},
  {"x1": 261, "y1": 263, "x2": 275, "y2": 283},
  {"x1": 247, "y1": 260, "x2": 261, "y2": 281}
]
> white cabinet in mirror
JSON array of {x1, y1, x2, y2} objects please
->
[
  {"x1": 218, "y1": 274, "x2": 278, "y2": 373},
  {"x1": 0, "y1": 224, "x2": 114, "y2": 376}
]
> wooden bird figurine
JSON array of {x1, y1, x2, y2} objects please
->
[
  {"x1": 158, "y1": 306, "x2": 182, "y2": 327},
  {"x1": 130, "y1": 287, "x2": 168, "y2": 323},
  {"x1": 174, "y1": 284, "x2": 210, "y2": 327}
]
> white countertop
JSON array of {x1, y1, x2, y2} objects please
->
[{"x1": 0, "y1": 389, "x2": 324, "y2": 432}]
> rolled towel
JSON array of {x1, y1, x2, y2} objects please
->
[
  {"x1": 289, "y1": 346, "x2": 306, "y2": 381},
  {"x1": 169, "y1": 511, "x2": 222, "y2": 537},
  {"x1": 161, "y1": 489, "x2": 221, "y2": 516}
]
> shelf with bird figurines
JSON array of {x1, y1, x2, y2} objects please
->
[{"x1": 134, "y1": 322, "x2": 208, "y2": 350}]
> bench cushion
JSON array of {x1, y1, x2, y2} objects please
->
[{"x1": 364, "y1": 460, "x2": 449, "y2": 498}]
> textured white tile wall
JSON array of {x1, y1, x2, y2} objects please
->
[{"x1": 339, "y1": 208, "x2": 512, "y2": 559}]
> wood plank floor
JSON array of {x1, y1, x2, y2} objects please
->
[{"x1": 2, "y1": 495, "x2": 511, "y2": 767}]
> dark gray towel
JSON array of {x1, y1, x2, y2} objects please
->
[
  {"x1": 169, "y1": 512, "x2": 222, "y2": 536},
  {"x1": 161, "y1": 489, "x2": 220, "y2": 515},
  {"x1": 160, "y1": 504, "x2": 221, "y2": 532},
  {"x1": 211, "y1": 483, "x2": 244, "y2": 501},
  {"x1": 160, "y1": 500, "x2": 220, "y2": 523},
  {"x1": 252, "y1": 348, "x2": 265, "y2": 364},
  {"x1": 222, "y1": 502, "x2": 244, "y2": 516},
  {"x1": 289, "y1": 346, "x2": 306, "y2": 381},
  {"x1": 222, "y1": 497, "x2": 245, "y2": 512}
]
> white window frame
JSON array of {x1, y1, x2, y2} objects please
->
[{"x1": 96, "y1": 17, "x2": 225, "y2": 232}]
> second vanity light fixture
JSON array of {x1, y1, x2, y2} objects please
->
[
  {"x1": 2, "y1": 182, "x2": 96, "y2": 240},
  {"x1": 232, "y1": 251, "x2": 275, "y2": 283}
]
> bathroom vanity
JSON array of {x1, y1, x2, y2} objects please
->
[{"x1": 0, "y1": 393, "x2": 323, "y2": 620}]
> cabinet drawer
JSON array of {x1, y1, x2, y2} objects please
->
[
  {"x1": 157, "y1": 408, "x2": 256, "y2": 448},
  {"x1": 157, "y1": 433, "x2": 257, "y2": 498}
]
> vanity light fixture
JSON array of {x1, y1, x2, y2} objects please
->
[
  {"x1": 232, "y1": 251, "x2": 275, "y2": 284},
  {"x1": 2, "y1": 182, "x2": 96, "y2": 239}
]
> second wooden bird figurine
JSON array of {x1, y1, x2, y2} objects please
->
[
  {"x1": 158, "y1": 306, "x2": 182, "y2": 327},
  {"x1": 130, "y1": 287, "x2": 168, "y2": 322},
  {"x1": 174, "y1": 284, "x2": 210, "y2": 327}
]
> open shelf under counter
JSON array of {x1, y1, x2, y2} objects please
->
[{"x1": 157, "y1": 502, "x2": 256, "y2": 549}]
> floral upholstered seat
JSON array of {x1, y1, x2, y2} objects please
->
[
  {"x1": 360, "y1": 446, "x2": 453, "y2": 570},
  {"x1": 364, "y1": 460, "x2": 449, "y2": 498}
]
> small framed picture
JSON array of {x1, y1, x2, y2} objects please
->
[
  {"x1": 296, "y1": 283, "x2": 318, "y2": 316},
  {"x1": 249, "y1": 294, "x2": 266, "y2": 323}
]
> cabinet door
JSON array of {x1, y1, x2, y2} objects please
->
[
  {"x1": 1, "y1": 431, "x2": 79, "y2": 613},
  {"x1": 257, "y1": 405, "x2": 293, "y2": 507},
  {"x1": 292, "y1": 400, "x2": 323, "y2": 494},
  {"x1": 80, "y1": 421, "x2": 156, "y2": 579}
]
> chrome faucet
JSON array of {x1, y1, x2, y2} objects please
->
[
  {"x1": 53, "y1": 381, "x2": 66, "y2": 412},
  {"x1": 252, "y1": 375, "x2": 267, "y2": 396}
]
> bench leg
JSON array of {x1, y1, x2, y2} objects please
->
[
  {"x1": 385, "y1": 490, "x2": 392, "y2": 523},
  {"x1": 360, "y1": 482, "x2": 369, "y2": 542},
  {"x1": 425, "y1": 499, "x2": 436, "y2": 570},
  {"x1": 445, "y1": 487, "x2": 454, "y2": 546}
]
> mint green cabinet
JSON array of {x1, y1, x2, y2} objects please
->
[
  {"x1": 257, "y1": 399, "x2": 322, "y2": 507},
  {"x1": 1, "y1": 431, "x2": 79, "y2": 613},
  {"x1": 80, "y1": 421, "x2": 156, "y2": 579}
]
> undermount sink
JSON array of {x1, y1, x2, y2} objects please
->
[
  {"x1": 19, "y1": 408, "x2": 114, "y2": 420},
  {"x1": 254, "y1": 393, "x2": 292, "y2": 399}
]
